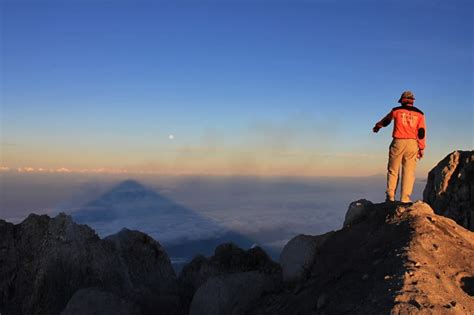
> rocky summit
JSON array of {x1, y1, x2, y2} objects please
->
[
  {"x1": 253, "y1": 201, "x2": 474, "y2": 314},
  {"x1": 0, "y1": 152, "x2": 473, "y2": 314}
]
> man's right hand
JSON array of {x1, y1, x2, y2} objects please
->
[
  {"x1": 373, "y1": 125, "x2": 380, "y2": 133},
  {"x1": 417, "y1": 149, "x2": 424, "y2": 159}
]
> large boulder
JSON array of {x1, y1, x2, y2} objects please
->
[
  {"x1": 279, "y1": 232, "x2": 334, "y2": 283},
  {"x1": 189, "y1": 271, "x2": 280, "y2": 315},
  {"x1": 343, "y1": 199, "x2": 375, "y2": 228},
  {"x1": 179, "y1": 243, "x2": 281, "y2": 312},
  {"x1": 103, "y1": 229, "x2": 181, "y2": 314},
  {"x1": 423, "y1": 150, "x2": 474, "y2": 231},
  {"x1": 0, "y1": 214, "x2": 181, "y2": 315}
]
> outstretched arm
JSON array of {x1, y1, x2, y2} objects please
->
[{"x1": 373, "y1": 110, "x2": 393, "y2": 133}]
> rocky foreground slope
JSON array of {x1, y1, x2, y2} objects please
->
[{"x1": 249, "y1": 201, "x2": 474, "y2": 314}]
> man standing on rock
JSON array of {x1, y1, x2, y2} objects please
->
[{"x1": 373, "y1": 91, "x2": 426, "y2": 203}]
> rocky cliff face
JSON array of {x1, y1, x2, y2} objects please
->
[
  {"x1": 423, "y1": 150, "x2": 474, "y2": 231},
  {"x1": 0, "y1": 214, "x2": 181, "y2": 315}
]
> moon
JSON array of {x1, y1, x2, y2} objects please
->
[{"x1": 168, "y1": 134, "x2": 174, "y2": 140}]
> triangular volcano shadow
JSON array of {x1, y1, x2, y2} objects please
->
[
  {"x1": 71, "y1": 179, "x2": 278, "y2": 269},
  {"x1": 73, "y1": 179, "x2": 200, "y2": 222}
]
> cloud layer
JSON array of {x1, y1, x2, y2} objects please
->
[{"x1": 1, "y1": 175, "x2": 426, "y2": 259}]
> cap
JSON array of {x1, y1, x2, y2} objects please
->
[{"x1": 398, "y1": 91, "x2": 415, "y2": 103}]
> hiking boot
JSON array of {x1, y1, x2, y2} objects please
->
[
  {"x1": 400, "y1": 197, "x2": 413, "y2": 206},
  {"x1": 385, "y1": 196, "x2": 395, "y2": 203}
]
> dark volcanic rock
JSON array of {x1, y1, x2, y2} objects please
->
[
  {"x1": 104, "y1": 229, "x2": 180, "y2": 314},
  {"x1": 423, "y1": 150, "x2": 474, "y2": 231},
  {"x1": 0, "y1": 214, "x2": 181, "y2": 315},
  {"x1": 179, "y1": 243, "x2": 281, "y2": 313},
  {"x1": 343, "y1": 199, "x2": 375, "y2": 228},
  {"x1": 61, "y1": 288, "x2": 140, "y2": 315},
  {"x1": 190, "y1": 271, "x2": 280, "y2": 315},
  {"x1": 279, "y1": 232, "x2": 334, "y2": 283}
]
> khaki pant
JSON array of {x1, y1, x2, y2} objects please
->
[{"x1": 386, "y1": 138, "x2": 418, "y2": 202}]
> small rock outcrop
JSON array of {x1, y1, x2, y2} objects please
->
[
  {"x1": 179, "y1": 243, "x2": 281, "y2": 313},
  {"x1": 0, "y1": 214, "x2": 181, "y2": 315},
  {"x1": 343, "y1": 199, "x2": 375, "y2": 228},
  {"x1": 279, "y1": 232, "x2": 334, "y2": 283},
  {"x1": 423, "y1": 150, "x2": 474, "y2": 231},
  {"x1": 190, "y1": 271, "x2": 280, "y2": 315}
]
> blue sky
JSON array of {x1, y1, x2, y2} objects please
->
[{"x1": 1, "y1": 0, "x2": 472, "y2": 175}]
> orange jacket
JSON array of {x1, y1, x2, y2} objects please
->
[{"x1": 375, "y1": 105, "x2": 426, "y2": 150}]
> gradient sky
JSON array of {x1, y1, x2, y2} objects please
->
[{"x1": 1, "y1": 0, "x2": 472, "y2": 176}]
